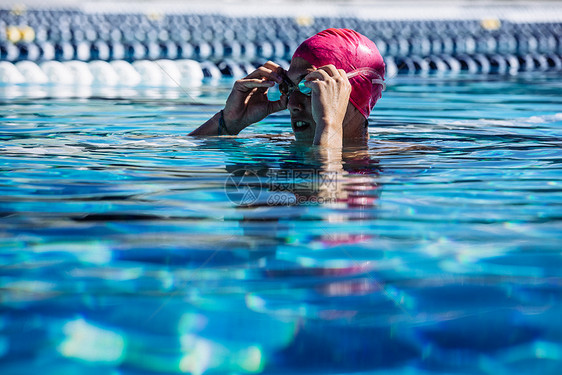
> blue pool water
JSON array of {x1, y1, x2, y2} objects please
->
[{"x1": 1, "y1": 72, "x2": 562, "y2": 374}]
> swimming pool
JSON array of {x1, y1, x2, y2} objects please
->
[
  {"x1": 1, "y1": 70, "x2": 561, "y2": 374},
  {"x1": 2, "y1": 0, "x2": 562, "y2": 373}
]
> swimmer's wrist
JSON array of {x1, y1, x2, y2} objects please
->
[
  {"x1": 220, "y1": 110, "x2": 246, "y2": 135},
  {"x1": 313, "y1": 119, "x2": 343, "y2": 147},
  {"x1": 218, "y1": 110, "x2": 234, "y2": 136}
]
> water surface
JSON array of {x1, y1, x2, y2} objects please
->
[{"x1": 1, "y1": 73, "x2": 561, "y2": 374}]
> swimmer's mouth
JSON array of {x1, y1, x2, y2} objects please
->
[{"x1": 292, "y1": 120, "x2": 311, "y2": 132}]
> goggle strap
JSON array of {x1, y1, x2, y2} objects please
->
[
  {"x1": 371, "y1": 79, "x2": 386, "y2": 91},
  {"x1": 347, "y1": 67, "x2": 386, "y2": 91}
]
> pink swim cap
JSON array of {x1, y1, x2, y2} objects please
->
[{"x1": 292, "y1": 28, "x2": 385, "y2": 119}]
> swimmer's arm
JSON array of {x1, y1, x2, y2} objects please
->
[
  {"x1": 313, "y1": 120, "x2": 343, "y2": 147},
  {"x1": 189, "y1": 61, "x2": 287, "y2": 137},
  {"x1": 188, "y1": 111, "x2": 242, "y2": 136},
  {"x1": 304, "y1": 65, "x2": 350, "y2": 148},
  {"x1": 188, "y1": 112, "x2": 220, "y2": 136}
]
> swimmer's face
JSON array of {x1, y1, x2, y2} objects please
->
[
  {"x1": 284, "y1": 57, "x2": 318, "y2": 142},
  {"x1": 284, "y1": 57, "x2": 364, "y2": 143}
]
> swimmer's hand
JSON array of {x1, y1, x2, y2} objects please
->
[
  {"x1": 189, "y1": 61, "x2": 287, "y2": 136},
  {"x1": 304, "y1": 65, "x2": 351, "y2": 148},
  {"x1": 222, "y1": 61, "x2": 288, "y2": 134}
]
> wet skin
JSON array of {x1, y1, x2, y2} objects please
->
[{"x1": 189, "y1": 59, "x2": 367, "y2": 147}]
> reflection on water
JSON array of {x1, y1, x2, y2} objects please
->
[{"x1": 1, "y1": 73, "x2": 562, "y2": 374}]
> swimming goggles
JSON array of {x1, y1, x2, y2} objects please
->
[{"x1": 278, "y1": 67, "x2": 386, "y2": 97}]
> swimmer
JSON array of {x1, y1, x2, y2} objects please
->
[{"x1": 189, "y1": 28, "x2": 385, "y2": 148}]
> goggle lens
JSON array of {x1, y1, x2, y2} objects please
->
[
  {"x1": 279, "y1": 70, "x2": 311, "y2": 97},
  {"x1": 297, "y1": 80, "x2": 312, "y2": 95}
]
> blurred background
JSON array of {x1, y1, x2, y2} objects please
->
[{"x1": 1, "y1": 0, "x2": 561, "y2": 89}]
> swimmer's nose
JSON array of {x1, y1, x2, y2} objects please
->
[{"x1": 287, "y1": 92, "x2": 305, "y2": 114}]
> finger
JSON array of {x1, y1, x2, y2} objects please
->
[
  {"x1": 316, "y1": 64, "x2": 340, "y2": 77},
  {"x1": 302, "y1": 78, "x2": 321, "y2": 95},
  {"x1": 262, "y1": 61, "x2": 285, "y2": 83},
  {"x1": 305, "y1": 69, "x2": 331, "y2": 82},
  {"x1": 245, "y1": 65, "x2": 283, "y2": 83},
  {"x1": 262, "y1": 60, "x2": 281, "y2": 71},
  {"x1": 338, "y1": 68, "x2": 350, "y2": 84},
  {"x1": 267, "y1": 96, "x2": 288, "y2": 114},
  {"x1": 234, "y1": 78, "x2": 276, "y2": 91}
]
